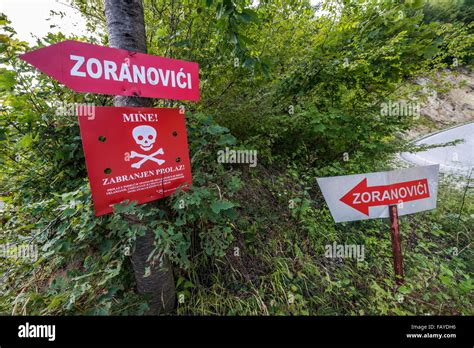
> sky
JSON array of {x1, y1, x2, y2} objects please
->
[
  {"x1": 0, "y1": 0, "x2": 88, "y2": 44},
  {"x1": 1, "y1": 0, "x2": 324, "y2": 45}
]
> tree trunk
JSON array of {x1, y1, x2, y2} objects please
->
[{"x1": 103, "y1": 0, "x2": 176, "y2": 314}]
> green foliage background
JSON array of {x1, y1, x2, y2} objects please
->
[{"x1": 0, "y1": 0, "x2": 472, "y2": 315}]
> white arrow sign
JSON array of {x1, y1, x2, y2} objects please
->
[{"x1": 317, "y1": 165, "x2": 439, "y2": 223}]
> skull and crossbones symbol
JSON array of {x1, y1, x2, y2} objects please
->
[{"x1": 130, "y1": 125, "x2": 165, "y2": 169}]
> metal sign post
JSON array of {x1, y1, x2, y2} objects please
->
[{"x1": 389, "y1": 204, "x2": 404, "y2": 285}]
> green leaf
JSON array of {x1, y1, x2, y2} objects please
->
[
  {"x1": 144, "y1": 266, "x2": 151, "y2": 278},
  {"x1": 216, "y1": 3, "x2": 224, "y2": 19},
  {"x1": 423, "y1": 45, "x2": 438, "y2": 59},
  {"x1": 243, "y1": 57, "x2": 255, "y2": 68},
  {"x1": 17, "y1": 133, "x2": 34, "y2": 149},
  {"x1": 207, "y1": 124, "x2": 228, "y2": 135},
  {"x1": 0, "y1": 69, "x2": 16, "y2": 91},
  {"x1": 230, "y1": 32, "x2": 238, "y2": 44},
  {"x1": 217, "y1": 133, "x2": 236, "y2": 145},
  {"x1": 173, "y1": 40, "x2": 190, "y2": 47},
  {"x1": 239, "y1": 9, "x2": 259, "y2": 23},
  {"x1": 439, "y1": 274, "x2": 452, "y2": 286},
  {"x1": 211, "y1": 200, "x2": 235, "y2": 214},
  {"x1": 398, "y1": 285, "x2": 411, "y2": 294}
]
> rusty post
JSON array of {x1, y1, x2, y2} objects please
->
[{"x1": 389, "y1": 204, "x2": 404, "y2": 285}]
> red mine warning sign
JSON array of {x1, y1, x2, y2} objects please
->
[{"x1": 78, "y1": 107, "x2": 192, "y2": 216}]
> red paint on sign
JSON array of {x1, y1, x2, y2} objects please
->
[
  {"x1": 20, "y1": 40, "x2": 199, "y2": 101},
  {"x1": 78, "y1": 107, "x2": 192, "y2": 216},
  {"x1": 340, "y1": 178, "x2": 430, "y2": 215}
]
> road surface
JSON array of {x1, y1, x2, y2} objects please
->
[{"x1": 401, "y1": 122, "x2": 474, "y2": 176}]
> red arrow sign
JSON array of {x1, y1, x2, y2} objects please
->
[
  {"x1": 20, "y1": 40, "x2": 199, "y2": 101},
  {"x1": 340, "y1": 178, "x2": 430, "y2": 215}
]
